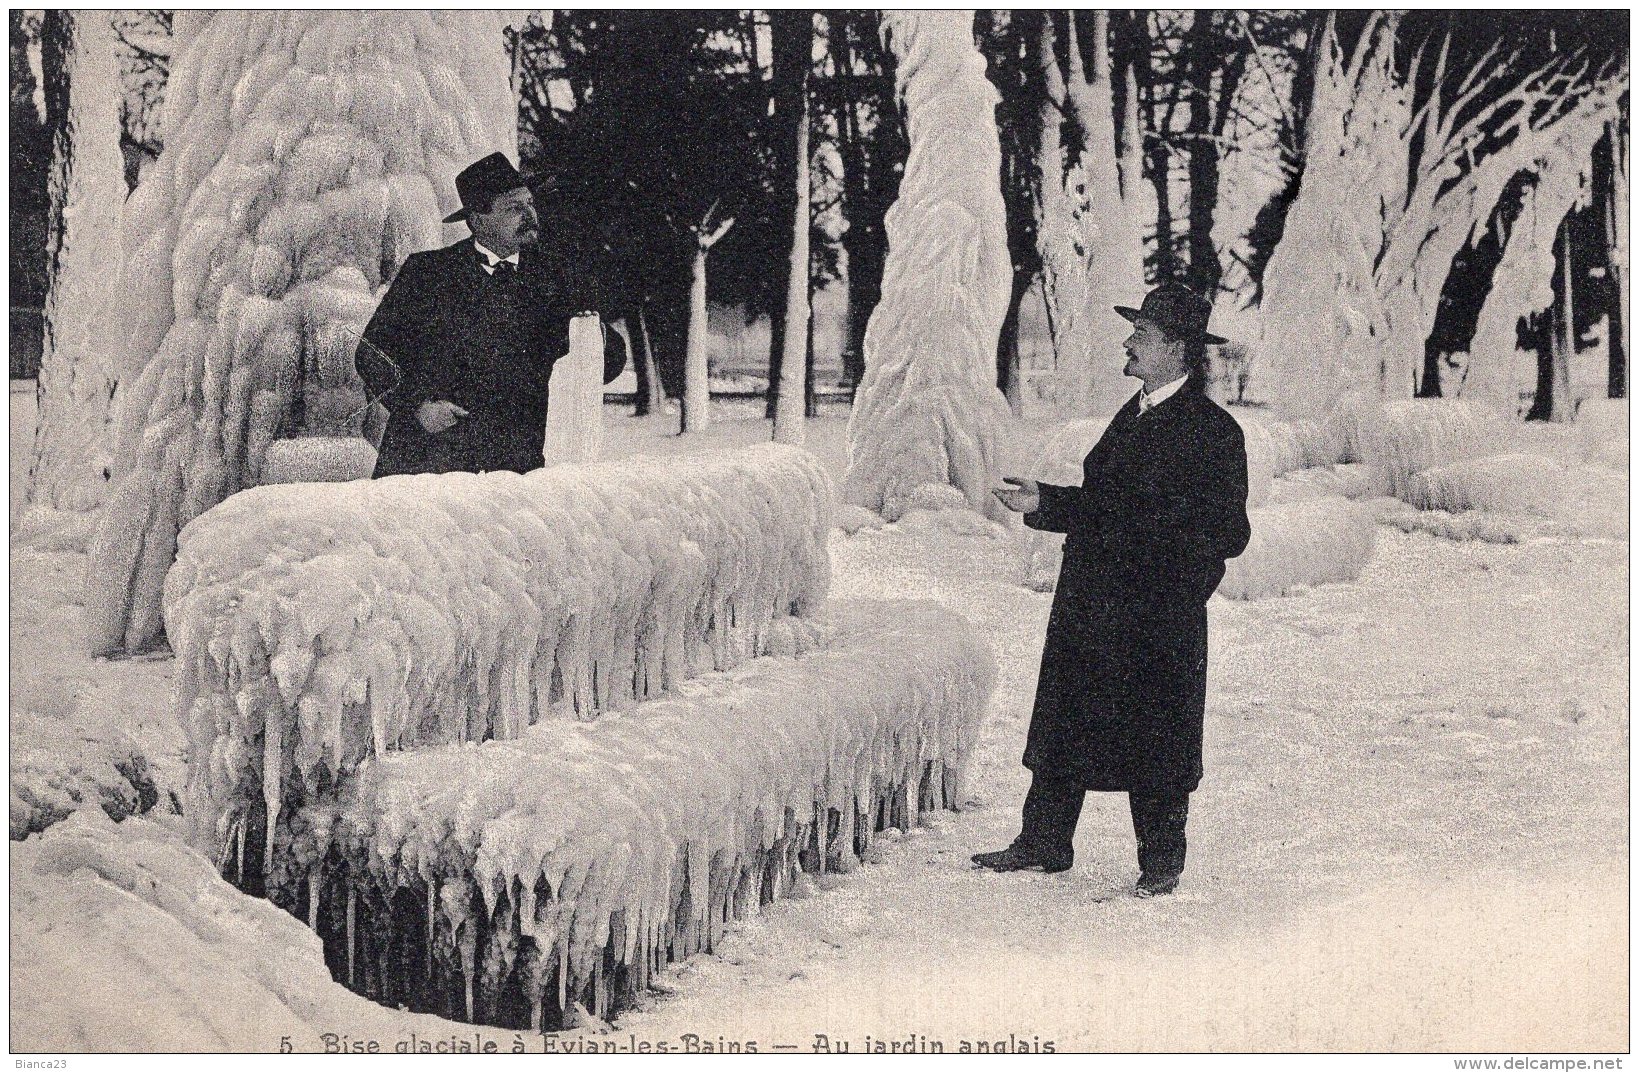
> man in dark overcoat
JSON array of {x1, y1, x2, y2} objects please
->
[
  {"x1": 356, "y1": 152, "x2": 626, "y2": 477},
  {"x1": 976, "y1": 282, "x2": 1251, "y2": 897}
]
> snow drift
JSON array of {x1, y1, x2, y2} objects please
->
[
  {"x1": 165, "y1": 445, "x2": 834, "y2": 884},
  {"x1": 279, "y1": 600, "x2": 992, "y2": 1030},
  {"x1": 1218, "y1": 497, "x2": 1378, "y2": 600}
]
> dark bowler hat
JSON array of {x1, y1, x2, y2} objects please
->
[
  {"x1": 1114, "y1": 282, "x2": 1227, "y2": 345},
  {"x1": 442, "y1": 152, "x2": 547, "y2": 223}
]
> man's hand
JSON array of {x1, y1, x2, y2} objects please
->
[
  {"x1": 992, "y1": 476, "x2": 1041, "y2": 514},
  {"x1": 416, "y1": 400, "x2": 469, "y2": 434}
]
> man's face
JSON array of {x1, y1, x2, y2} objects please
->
[
  {"x1": 468, "y1": 186, "x2": 540, "y2": 255},
  {"x1": 1122, "y1": 317, "x2": 1183, "y2": 384}
]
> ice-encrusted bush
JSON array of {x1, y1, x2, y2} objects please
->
[
  {"x1": 280, "y1": 600, "x2": 992, "y2": 1029},
  {"x1": 1356, "y1": 400, "x2": 1514, "y2": 499},
  {"x1": 166, "y1": 444, "x2": 834, "y2": 880},
  {"x1": 1268, "y1": 463, "x2": 1384, "y2": 504},
  {"x1": 1403, "y1": 453, "x2": 1567, "y2": 517},
  {"x1": 1218, "y1": 497, "x2": 1377, "y2": 600}
]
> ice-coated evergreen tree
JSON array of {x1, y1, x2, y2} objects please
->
[
  {"x1": 30, "y1": 11, "x2": 124, "y2": 516},
  {"x1": 843, "y1": 10, "x2": 1014, "y2": 521},
  {"x1": 84, "y1": 11, "x2": 517, "y2": 656}
]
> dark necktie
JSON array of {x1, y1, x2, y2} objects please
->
[{"x1": 489, "y1": 260, "x2": 515, "y2": 279}]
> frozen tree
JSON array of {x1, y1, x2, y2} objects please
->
[
  {"x1": 1036, "y1": 12, "x2": 1147, "y2": 419},
  {"x1": 29, "y1": 11, "x2": 124, "y2": 516},
  {"x1": 843, "y1": 10, "x2": 1014, "y2": 522},
  {"x1": 1465, "y1": 90, "x2": 1620, "y2": 411},
  {"x1": 1254, "y1": 15, "x2": 1611, "y2": 417},
  {"x1": 84, "y1": 11, "x2": 517, "y2": 656},
  {"x1": 681, "y1": 202, "x2": 734, "y2": 434}
]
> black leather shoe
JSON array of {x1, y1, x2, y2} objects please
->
[
  {"x1": 1134, "y1": 872, "x2": 1180, "y2": 897},
  {"x1": 971, "y1": 845, "x2": 1073, "y2": 873}
]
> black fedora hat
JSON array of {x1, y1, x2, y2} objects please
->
[
  {"x1": 1114, "y1": 282, "x2": 1227, "y2": 346},
  {"x1": 442, "y1": 152, "x2": 547, "y2": 223}
]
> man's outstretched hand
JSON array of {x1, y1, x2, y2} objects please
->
[
  {"x1": 416, "y1": 400, "x2": 469, "y2": 434},
  {"x1": 992, "y1": 476, "x2": 1040, "y2": 514}
]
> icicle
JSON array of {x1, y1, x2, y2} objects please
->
[
  {"x1": 307, "y1": 868, "x2": 320, "y2": 932},
  {"x1": 346, "y1": 887, "x2": 356, "y2": 989},
  {"x1": 425, "y1": 880, "x2": 434, "y2": 980},
  {"x1": 262, "y1": 709, "x2": 284, "y2": 880},
  {"x1": 235, "y1": 811, "x2": 247, "y2": 886}
]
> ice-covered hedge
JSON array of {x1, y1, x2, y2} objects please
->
[
  {"x1": 1218, "y1": 497, "x2": 1377, "y2": 600},
  {"x1": 166, "y1": 444, "x2": 834, "y2": 879},
  {"x1": 1403, "y1": 453, "x2": 1567, "y2": 517},
  {"x1": 276, "y1": 600, "x2": 992, "y2": 1029},
  {"x1": 1356, "y1": 400, "x2": 1513, "y2": 499}
]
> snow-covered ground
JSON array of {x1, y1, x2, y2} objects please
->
[{"x1": 10, "y1": 391, "x2": 1629, "y2": 1051}]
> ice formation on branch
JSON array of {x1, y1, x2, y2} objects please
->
[
  {"x1": 1034, "y1": 12, "x2": 1147, "y2": 419},
  {"x1": 1253, "y1": 15, "x2": 1615, "y2": 416},
  {"x1": 277, "y1": 600, "x2": 992, "y2": 1029},
  {"x1": 1465, "y1": 89, "x2": 1621, "y2": 410},
  {"x1": 85, "y1": 11, "x2": 517, "y2": 656},
  {"x1": 166, "y1": 444, "x2": 834, "y2": 877},
  {"x1": 844, "y1": 11, "x2": 1015, "y2": 523},
  {"x1": 1217, "y1": 498, "x2": 1377, "y2": 600},
  {"x1": 29, "y1": 11, "x2": 125, "y2": 517}
]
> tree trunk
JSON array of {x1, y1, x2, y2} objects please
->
[
  {"x1": 682, "y1": 244, "x2": 711, "y2": 433},
  {"x1": 773, "y1": 12, "x2": 812, "y2": 446},
  {"x1": 997, "y1": 267, "x2": 1031, "y2": 415},
  {"x1": 1530, "y1": 219, "x2": 1576, "y2": 421},
  {"x1": 30, "y1": 9, "x2": 122, "y2": 516},
  {"x1": 1184, "y1": 11, "x2": 1220, "y2": 296},
  {"x1": 1605, "y1": 118, "x2": 1628, "y2": 398},
  {"x1": 632, "y1": 302, "x2": 666, "y2": 417}
]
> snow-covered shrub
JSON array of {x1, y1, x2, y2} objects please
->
[
  {"x1": 166, "y1": 444, "x2": 834, "y2": 878},
  {"x1": 1403, "y1": 453, "x2": 1567, "y2": 517},
  {"x1": 1029, "y1": 418, "x2": 1111, "y2": 486},
  {"x1": 1268, "y1": 463, "x2": 1385, "y2": 504},
  {"x1": 1374, "y1": 499, "x2": 1533, "y2": 545},
  {"x1": 1229, "y1": 409, "x2": 1306, "y2": 487},
  {"x1": 1218, "y1": 497, "x2": 1377, "y2": 600},
  {"x1": 1575, "y1": 397, "x2": 1628, "y2": 471},
  {"x1": 1356, "y1": 400, "x2": 1514, "y2": 499},
  {"x1": 280, "y1": 600, "x2": 992, "y2": 1029}
]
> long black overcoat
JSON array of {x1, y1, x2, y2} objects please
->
[
  {"x1": 357, "y1": 237, "x2": 625, "y2": 476},
  {"x1": 1023, "y1": 382, "x2": 1251, "y2": 793}
]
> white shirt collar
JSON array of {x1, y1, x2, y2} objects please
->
[
  {"x1": 1139, "y1": 374, "x2": 1189, "y2": 414},
  {"x1": 473, "y1": 240, "x2": 519, "y2": 273}
]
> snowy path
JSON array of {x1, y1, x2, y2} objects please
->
[{"x1": 613, "y1": 518, "x2": 1628, "y2": 1050}]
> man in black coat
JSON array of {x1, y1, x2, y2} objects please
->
[
  {"x1": 356, "y1": 152, "x2": 626, "y2": 477},
  {"x1": 976, "y1": 282, "x2": 1251, "y2": 897}
]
